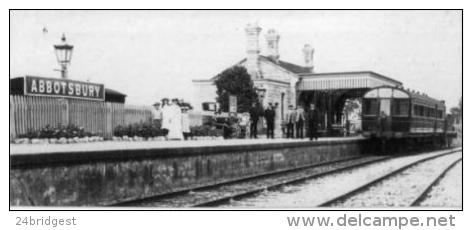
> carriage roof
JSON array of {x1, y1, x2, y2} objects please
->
[{"x1": 363, "y1": 85, "x2": 445, "y2": 109}]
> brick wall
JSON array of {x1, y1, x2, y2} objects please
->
[{"x1": 10, "y1": 139, "x2": 365, "y2": 207}]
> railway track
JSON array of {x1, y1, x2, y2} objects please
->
[
  {"x1": 415, "y1": 160, "x2": 462, "y2": 207},
  {"x1": 114, "y1": 155, "x2": 389, "y2": 207},
  {"x1": 191, "y1": 156, "x2": 387, "y2": 208},
  {"x1": 410, "y1": 158, "x2": 462, "y2": 207},
  {"x1": 319, "y1": 148, "x2": 462, "y2": 208},
  {"x1": 112, "y1": 147, "x2": 461, "y2": 208}
]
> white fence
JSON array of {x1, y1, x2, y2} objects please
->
[{"x1": 10, "y1": 95, "x2": 152, "y2": 139}]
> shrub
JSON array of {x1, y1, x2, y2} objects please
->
[
  {"x1": 113, "y1": 121, "x2": 165, "y2": 138},
  {"x1": 18, "y1": 124, "x2": 94, "y2": 139},
  {"x1": 190, "y1": 125, "x2": 223, "y2": 137}
]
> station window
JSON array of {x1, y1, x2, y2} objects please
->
[
  {"x1": 392, "y1": 99, "x2": 409, "y2": 116},
  {"x1": 202, "y1": 102, "x2": 216, "y2": 111},
  {"x1": 363, "y1": 99, "x2": 379, "y2": 115}
]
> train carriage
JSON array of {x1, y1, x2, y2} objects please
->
[{"x1": 362, "y1": 86, "x2": 446, "y2": 139}]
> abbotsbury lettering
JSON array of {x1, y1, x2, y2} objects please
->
[{"x1": 28, "y1": 77, "x2": 103, "y2": 100}]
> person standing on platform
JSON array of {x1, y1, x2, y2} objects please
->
[
  {"x1": 239, "y1": 112, "x2": 250, "y2": 139},
  {"x1": 295, "y1": 105, "x2": 305, "y2": 139},
  {"x1": 167, "y1": 98, "x2": 184, "y2": 140},
  {"x1": 285, "y1": 105, "x2": 296, "y2": 138},
  {"x1": 249, "y1": 102, "x2": 261, "y2": 139},
  {"x1": 152, "y1": 102, "x2": 162, "y2": 128},
  {"x1": 181, "y1": 106, "x2": 191, "y2": 140},
  {"x1": 160, "y1": 98, "x2": 171, "y2": 138},
  {"x1": 264, "y1": 103, "x2": 276, "y2": 139},
  {"x1": 307, "y1": 103, "x2": 319, "y2": 141}
]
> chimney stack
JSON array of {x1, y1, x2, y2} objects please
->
[
  {"x1": 265, "y1": 29, "x2": 280, "y2": 63},
  {"x1": 245, "y1": 22, "x2": 262, "y2": 79},
  {"x1": 302, "y1": 44, "x2": 315, "y2": 72}
]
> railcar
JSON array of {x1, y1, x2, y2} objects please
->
[{"x1": 361, "y1": 85, "x2": 454, "y2": 151}]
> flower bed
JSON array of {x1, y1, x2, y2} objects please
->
[
  {"x1": 12, "y1": 124, "x2": 103, "y2": 144},
  {"x1": 11, "y1": 123, "x2": 225, "y2": 144},
  {"x1": 112, "y1": 121, "x2": 167, "y2": 141},
  {"x1": 190, "y1": 125, "x2": 222, "y2": 137},
  {"x1": 190, "y1": 125, "x2": 223, "y2": 140}
]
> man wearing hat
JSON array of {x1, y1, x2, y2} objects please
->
[
  {"x1": 152, "y1": 102, "x2": 162, "y2": 128},
  {"x1": 264, "y1": 103, "x2": 276, "y2": 139},
  {"x1": 307, "y1": 103, "x2": 319, "y2": 141},
  {"x1": 285, "y1": 105, "x2": 296, "y2": 138},
  {"x1": 249, "y1": 102, "x2": 261, "y2": 139},
  {"x1": 295, "y1": 105, "x2": 306, "y2": 139}
]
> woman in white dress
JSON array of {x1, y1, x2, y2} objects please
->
[
  {"x1": 167, "y1": 99, "x2": 184, "y2": 140},
  {"x1": 160, "y1": 98, "x2": 171, "y2": 138}
]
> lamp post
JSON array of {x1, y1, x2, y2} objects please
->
[{"x1": 54, "y1": 34, "x2": 74, "y2": 79}]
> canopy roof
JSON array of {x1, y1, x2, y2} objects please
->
[{"x1": 297, "y1": 71, "x2": 402, "y2": 91}]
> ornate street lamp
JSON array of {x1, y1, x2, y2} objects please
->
[{"x1": 54, "y1": 34, "x2": 73, "y2": 79}]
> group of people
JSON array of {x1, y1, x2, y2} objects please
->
[
  {"x1": 248, "y1": 102, "x2": 276, "y2": 139},
  {"x1": 284, "y1": 103, "x2": 319, "y2": 141},
  {"x1": 152, "y1": 98, "x2": 191, "y2": 140},
  {"x1": 249, "y1": 102, "x2": 320, "y2": 141},
  {"x1": 152, "y1": 98, "x2": 321, "y2": 141}
]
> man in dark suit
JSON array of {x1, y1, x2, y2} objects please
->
[
  {"x1": 295, "y1": 105, "x2": 305, "y2": 139},
  {"x1": 264, "y1": 103, "x2": 276, "y2": 139},
  {"x1": 284, "y1": 105, "x2": 295, "y2": 138},
  {"x1": 249, "y1": 102, "x2": 261, "y2": 139},
  {"x1": 307, "y1": 103, "x2": 319, "y2": 141}
]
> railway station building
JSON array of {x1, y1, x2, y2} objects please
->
[{"x1": 192, "y1": 23, "x2": 403, "y2": 136}]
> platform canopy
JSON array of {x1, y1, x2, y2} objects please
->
[{"x1": 297, "y1": 71, "x2": 402, "y2": 91}]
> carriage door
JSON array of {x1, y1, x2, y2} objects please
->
[{"x1": 379, "y1": 99, "x2": 391, "y2": 132}]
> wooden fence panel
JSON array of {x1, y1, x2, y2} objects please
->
[
  {"x1": 10, "y1": 95, "x2": 153, "y2": 139},
  {"x1": 123, "y1": 104, "x2": 152, "y2": 125}
]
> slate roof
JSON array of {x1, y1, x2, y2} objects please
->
[
  {"x1": 200, "y1": 56, "x2": 311, "y2": 81},
  {"x1": 259, "y1": 55, "x2": 312, "y2": 74}
]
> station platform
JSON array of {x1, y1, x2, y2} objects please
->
[
  {"x1": 10, "y1": 135, "x2": 367, "y2": 207},
  {"x1": 10, "y1": 136, "x2": 364, "y2": 155}
]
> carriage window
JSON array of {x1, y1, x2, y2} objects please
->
[
  {"x1": 437, "y1": 110, "x2": 443, "y2": 119},
  {"x1": 414, "y1": 105, "x2": 423, "y2": 117},
  {"x1": 380, "y1": 99, "x2": 391, "y2": 116},
  {"x1": 419, "y1": 106, "x2": 424, "y2": 117},
  {"x1": 392, "y1": 100, "x2": 409, "y2": 116},
  {"x1": 363, "y1": 99, "x2": 379, "y2": 115}
]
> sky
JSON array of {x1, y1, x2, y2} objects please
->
[{"x1": 10, "y1": 10, "x2": 462, "y2": 109}]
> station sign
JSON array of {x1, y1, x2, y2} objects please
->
[{"x1": 24, "y1": 76, "x2": 105, "y2": 101}]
